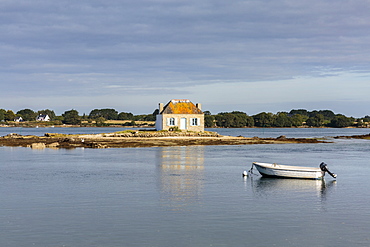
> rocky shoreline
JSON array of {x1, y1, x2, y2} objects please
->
[
  {"x1": 332, "y1": 133, "x2": 370, "y2": 139},
  {"x1": 0, "y1": 131, "x2": 328, "y2": 149}
]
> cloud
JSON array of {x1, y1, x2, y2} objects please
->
[{"x1": 1, "y1": 0, "x2": 370, "y2": 116}]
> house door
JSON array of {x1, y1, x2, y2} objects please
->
[{"x1": 180, "y1": 118, "x2": 187, "y2": 130}]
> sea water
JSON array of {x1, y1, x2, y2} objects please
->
[{"x1": 1, "y1": 128, "x2": 370, "y2": 246}]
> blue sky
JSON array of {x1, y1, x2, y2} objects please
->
[{"x1": 1, "y1": 0, "x2": 370, "y2": 117}]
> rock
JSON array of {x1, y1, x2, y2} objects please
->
[
  {"x1": 277, "y1": 135, "x2": 287, "y2": 139},
  {"x1": 30, "y1": 143, "x2": 46, "y2": 149},
  {"x1": 46, "y1": 142, "x2": 60, "y2": 148}
]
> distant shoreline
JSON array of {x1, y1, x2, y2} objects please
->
[{"x1": 1, "y1": 124, "x2": 368, "y2": 129}]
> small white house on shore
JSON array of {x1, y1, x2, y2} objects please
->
[
  {"x1": 155, "y1": 99, "x2": 204, "y2": 132},
  {"x1": 36, "y1": 114, "x2": 50, "y2": 121},
  {"x1": 14, "y1": 116, "x2": 23, "y2": 122}
]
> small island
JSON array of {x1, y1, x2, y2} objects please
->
[{"x1": 1, "y1": 130, "x2": 326, "y2": 149}]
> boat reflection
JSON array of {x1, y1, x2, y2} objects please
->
[
  {"x1": 245, "y1": 176, "x2": 337, "y2": 200},
  {"x1": 156, "y1": 146, "x2": 205, "y2": 211}
]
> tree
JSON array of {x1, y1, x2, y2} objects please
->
[
  {"x1": 245, "y1": 115, "x2": 255, "y2": 127},
  {"x1": 214, "y1": 111, "x2": 254, "y2": 128},
  {"x1": 204, "y1": 115, "x2": 215, "y2": 128},
  {"x1": 148, "y1": 109, "x2": 159, "y2": 121},
  {"x1": 4, "y1": 110, "x2": 16, "y2": 121},
  {"x1": 95, "y1": 117, "x2": 107, "y2": 127},
  {"x1": 289, "y1": 109, "x2": 309, "y2": 117},
  {"x1": 316, "y1": 110, "x2": 335, "y2": 120},
  {"x1": 17, "y1": 109, "x2": 37, "y2": 121},
  {"x1": 145, "y1": 114, "x2": 156, "y2": 121},
  {"x1": 133, "y1": 114, "x2": 156, "y2": 121},
  {"x1": 118, "y1": 112, "x2": 134, "y2": 120},
  {"x1": 89, "y1": 108, "x2": 118, "y2": 120},
  {"x1": 273, "y1": 112, "x2": 292, "y2": 127},
  {"x1": 62, "y1": 109, "x2": 81, "y2": 125},
  {"x1": 0, "y1": 109, "x2": 6, "y2": 121},
  {"x1": 361, "y1": 115, "x2": 370, "y2": 123},
  {"x1": 328, "y1": 115, "x2": 353, "y2": 128},
  {"x1": 222, "y1": 113, "x2": 236, "y2": 127},
  {"x1": 214, "y1": 113, "x2": 226, "y2": 127},
  {"x1": 290, "y1": 114, "x2": 306, "y2": 127},
  {"x1": 306, "y1": 114, "x2": 324, "y2": 127},
  {"x1": 89, "y1": 109, "x2": 100, "y2": 119},
  {"x1": 231, "y1": 111, "x2": 254, "y2": 127},
  {"x1": 253, "y1": 112, "x2": 274, "y2": 127}
]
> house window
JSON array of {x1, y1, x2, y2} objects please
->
[
  {"x1": 191, "y1": 118, "x2": 200, "y2": 126},
  {"x1": 167, "y1": 117, "x2": 176, "y2": 126}
]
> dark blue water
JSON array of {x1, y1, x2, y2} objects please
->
[{"x1": 1, "y1": 128, "x2": 370, "y2": 246}]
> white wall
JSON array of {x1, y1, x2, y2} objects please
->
[{"x1": 155, "y1": 114, "x2": 163, "y2": 130}]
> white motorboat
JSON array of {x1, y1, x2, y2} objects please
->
[{"x1": 249, "y1": 162, "x2": 336, "y2": 179}]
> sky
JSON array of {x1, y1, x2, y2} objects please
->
[{"x1": 1, "y1": 0, "x2": 370, "y2": 117}]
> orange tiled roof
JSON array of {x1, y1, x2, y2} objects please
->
[{"x1": 161, "y1": 99, "x2": 203, "y2": 114}]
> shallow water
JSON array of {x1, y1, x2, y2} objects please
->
[{"x1": 1, "y1": 128, "x2": 370, "y2": 246}]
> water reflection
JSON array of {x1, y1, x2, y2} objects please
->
[
  {"x1": 245, "y1": 176, "x2": 337, "y2": 201},
  {"x1": 156, "y1": 146, "x2": 205, "y2": 211}
]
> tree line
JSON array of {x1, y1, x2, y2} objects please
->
[
  {"x1": 0, "y1": 108, "x2": 157, "y2": 126},
  {"x1": 1, "y1": 108, "x2": 369, "y2": 128},
  {"x1": 204, "y1": 109, "x2": 370, "y2": 128}
]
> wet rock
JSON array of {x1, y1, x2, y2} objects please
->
[
  {"x1": 46, "y1": 142, "x2": 60, "y2": 148},
  {"x1": 30, "y1": 143, "x2": 46, "y2": 149}
]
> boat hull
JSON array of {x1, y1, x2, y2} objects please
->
[{"x1": 253, "y1": 162, "x2": 325, "y2": 179}]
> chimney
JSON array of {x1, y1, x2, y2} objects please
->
[
  {"x1": 196, "y1": 103, "x2": 201, "y2": 110},
  {"x1": 159, "y1": 103, "x2": 164, "y2": 113}
]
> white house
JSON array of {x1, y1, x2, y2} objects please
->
[
  {"x1": 36, "y1": 114, "x2": 50, "y2": 121},
  {"x1": 155, "y1": 99, "x2": 204, "y2": 132},
  {"x1": 14, "y1": 116, "x2": 23, "y2": 122}
]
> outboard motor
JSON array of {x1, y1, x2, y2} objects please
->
[{"x1": 320, "y1": 162, "x2": 337, "y2": 178}]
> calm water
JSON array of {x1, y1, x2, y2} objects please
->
[
  {"x1": 1, "y1": 126, "x2": 370, "y2": 138},
  {"x1": 1, "y1": 128, "x2": 370, "y2": 246}
]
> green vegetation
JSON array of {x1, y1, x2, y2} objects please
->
[
  {"x1": 62, "y1": 109, "x2": 81, "y2": 125},
  {"x1": 89, "y1": 108, "x2": 119, "y2": 120},
  {"x1": 0, "y1": 107, "x2": 368, "y2": 128},
  {"x1": 213, "y1": 111, "x2": 254, "y2": 128},
  {"x1": 0, "y1": 107, "x2": 158, "y2": 127},
  {"x1": 204, "y1": 109, "x2": 364, "y2": 128},
  {"x1": 16, "y1": 109, "x2": 37, "y2": 121}
]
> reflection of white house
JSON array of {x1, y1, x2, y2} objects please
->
[
  {"x1": 36, "y1": 114, "x2": 50, "y2": 121},
  {"x1": 157, "y1": 146, "x2": 205, "y2": 209},
  {"x1": 155, "y1": 99, "x2": 204, "y2": 132}
]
